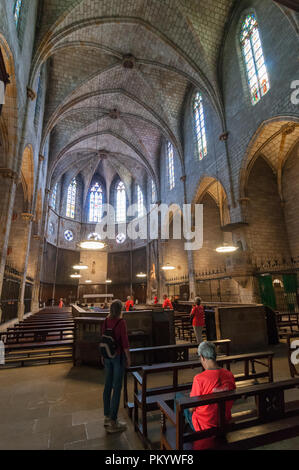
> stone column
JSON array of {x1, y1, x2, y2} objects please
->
[
  {"x1": 17, "y1": 154, "x2": 44, "y2": 320},
  {"x1": 31, "y1": 189, "x2": 51, "y2": 312},
  {"x1": 17, "y1": 212, "x2": 34, "y2": 320},
  {"x1": 187, "y1": 250, "x2": 196, "y2": 301},
  {"x1": 0, "y1": 169, "x2": 18, "y2": 322}
]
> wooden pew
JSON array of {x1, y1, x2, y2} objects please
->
[
  {"x1": 3, "y1": 326, "x2": 74, "y2": 343},
  {"x1": 132, "y1": 351, "x2": 274, "y2": 447},
  {"x1": 124, "y1": 340, "x2": 231, "y2": 414},
  {"x1": 159, "y1": 378, "x2": 299, "y2": 450}
]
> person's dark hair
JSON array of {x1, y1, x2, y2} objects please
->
[
  {"x1": 195, "y1": 297, "x2": 201, "y2": 306},
  {"x1": 110, "y1": 299, "x2": 123, "y2": 319}
]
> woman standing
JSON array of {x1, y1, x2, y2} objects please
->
[
  {"x1": 102, "y1": 300, "x2": 131, "y2": 434},
  {"x1": 190, "y1": 297, "x2": 205, "y2": 344}
]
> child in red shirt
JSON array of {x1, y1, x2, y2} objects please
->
[
  {"x1": 125, "y1": 296, "x2": 134, "y2": 312},
  {"x1": 162, "y1": 295, "x2": 173, "y2": 310},
  {"x1": 190, "y1": 297, "x2": 205, "y2": 344}
]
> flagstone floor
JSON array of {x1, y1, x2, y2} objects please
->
[{"x1": 0, "y1": 342, "x2": 298, "y2": 450}]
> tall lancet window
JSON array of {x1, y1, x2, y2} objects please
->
[
  {"x1": 51, "y1": 183, "x2": 58, "y2": 210},
  {"x1": 137, "y1": 185, "x2": 145, "y2": 218},
  {"x1": 193, "y1": 92, "x2": 207, "y2": 160},
  {"x1": 66, "y1": 178, "x2": 77, "y2": 219},
  {"x1": 13, "y1": 0, "x2": 23, "y2": 27},
  {"x1": 240, "y1": 13, "x2": 270, "y2": 105},
  {"x1": 116, "y1": 181, "x2": 126, "y2": 224},
  {"x1": 152, "y1": 180, "x2": 157, "y2": 204},
  {"x1": 89, "y1": 182, "x2": 103, "y2": 223},
  {"x1": 167, "y1": 141, "x2": 175, "y2": 190}
]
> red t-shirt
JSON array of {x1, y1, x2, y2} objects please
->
[
  {"x1": 163, "y1": 298, "x2": 173, "y2": 310},
  {"x1": 190, "y1": 369, "x2": 236, "y2": 432},
  {"x1": 102, "y1": 318, "x2": 130, "y2": 355},
  {"x1": 154, "y1": 297, "x2": 158, "y2": 305},
  {"x1": 125, "y1": 300, "x2": 134, "y2": 312},
  {"x1": 191, "y1": 305, "x2": 205, "y2": 327}
]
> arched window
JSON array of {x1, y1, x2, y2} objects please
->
[
  {"x1": 193, "y1": 92, "x2": 207, "y2": 160},
  {"x1": 13, "y1": 0, "x2": 23, "y2": 27},
  {"x1": 51, "y1": 183, "x2": 58, "y2": 210},
  {"x1": 116, "y1": 181, "x2": 126, "y2": 224},
  {"x1": 151, "y1": 180, "x2": 157, "y2": 204},
  {"x1": 240, "y1": 13, "x2": 270, "y2": 105},
  {"x1": 167, "y1": 142, "x2": 175, "y2": 190},
  {"x1": 66, "y1": 178, "x2": 77, "y2": 219},
  {"x1": 89, "y1": 182, "x2": 103, "y2": 223},
  {"x1": 137, "y1": 185, "x2": 145, "y2": 218}
]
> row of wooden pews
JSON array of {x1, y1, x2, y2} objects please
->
[
  {"x1": 0, "y1": 308, "x2": 74, "y2": 368},
  {"x1": 124, "y1": 337, "x2": 299, "y2": 450}
]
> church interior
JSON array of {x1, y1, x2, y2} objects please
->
[{"x1": 0, "y1": 0, "x2": 299, "y2": 452}]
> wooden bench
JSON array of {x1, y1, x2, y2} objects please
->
[
  {"x1": 124, "y1": 340, "x2": 231, "y2": 414},
  {"x1": 3, "y1": 327, "x2": 74, "y2": 343},
  {"x1": 132, "y1": 351, "x2": 274, "y2": 447},
  {"x1": 159, "y1": 378, "x2": 299, "y2": 450},
  {"x1": 4, "y1": 339, "x2": 74, "y2": 353}
]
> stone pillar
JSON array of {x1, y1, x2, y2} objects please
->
[
  {"x1": 0, "y1": 169, "x2": 18, "y2": 322},
  {"x1": 17, "y1": 155, "x2": 44, "y2": 319},
  {"x1": 31, "y1": 189, "x2": 51, "y2": 312},
  {"x1": 187, "y1": 250, "x2": 196, "y2": 301},
  {"x1": 17, "y1": 213, "x2": 34, "y2": 321}
]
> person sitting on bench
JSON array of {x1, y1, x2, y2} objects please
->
[{"x1": 178, "y1": 341, "x2": 236, "y2": 433}]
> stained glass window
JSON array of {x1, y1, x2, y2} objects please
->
[
  {"x1": 167, "y1": 142, "x2": 175, "y2": 190},
  {"x1": 51, "y1": 183, "x2": 58, "y2": 210},
  {"x1": 64, "y1": 230, "x2": 74, "y2": 242},
  {"x1": 151, "y1": 180, "x2": 157, "y2": 204},
  {"x1": 137, "y1": 185, "x2": 145, "y2": 218},
  {"x1": 193, "y1": 92, "x2": 207, "y2": 160},
  {"x1": 89, "y1": 182, "x2": 103, "y2": 223},
  {"x1": 66, "y1": 178, "x2": 77, "y2": 219},
  {"x1": 13, "y1": 0, "x2": 23, "y2": 27},
  {"x1": 116, "y1": 181, "x2": 126, "y2": 224},
  {"x1": 240, "y1": 13, "x2": 270, "y2": 105}
]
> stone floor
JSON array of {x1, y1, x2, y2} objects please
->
[{"x1": 0, "y1": 343, "x2": 298, "y2": 450}]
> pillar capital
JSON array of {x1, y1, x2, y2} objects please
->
[
  {"x1": 21, "y1": 212, "x2": 34, "y2": 222},
  {"x1": 0, "y1": 168, "x2": 18, "y2": 181},
  {"x1": 27, "y1": 87, "x2": 37, "y2": 101}
]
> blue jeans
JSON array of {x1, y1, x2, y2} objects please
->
[
  {"x1": 103, "y1": 354, "x2": 125, "y2": 421},
  {"x1": 175, "y1": 392, "x2": 195, "y2": 431}
]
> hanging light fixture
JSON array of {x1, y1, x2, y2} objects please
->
[
  {"x1": 216, "y1": 244, "x2": 239, "y2": 254},
  {"x1": 85, "y1": 280, "x2": 92, "y2": 284},
  {"x1": 212, "y1": 139, "x2": 239, "y2": 255},
  {"x1": 162, "y1": 263, "x2": 175, "y2": 271},
  {"x1": 79, "y1": 234, "x2": 106, "y2": 250},
  {"x1": 106, "y1": 279, "x2": 112, "y2": 284},
  {"x1": 137, "y1": 273, "x2": 147, "y2": 278},
  {"x1": 73, "y1": 262, "x2": 89, "y2": 270},
  {"x1": 70, "y1": 272, "x2": 82, "y2": 279}
]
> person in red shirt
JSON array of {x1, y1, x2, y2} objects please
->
[
  {"x1": 162, "y1": 294, "x2": 173, "y2": 310},
  {"x1": 190, "y1": 341, "x2": 236, "y2": 433},
  {"x1": 125, "y1": 296, "x2": 134, "y2": 312},
  {"x1": 190, "y1": 297, "x2": 205, "y2": 344},
  {"x1": 154, "y1": 296, "x2": 158, "y2": 305},
  {"x1": 102, "y1": 300, "x2": 131, "y2": 434}
]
